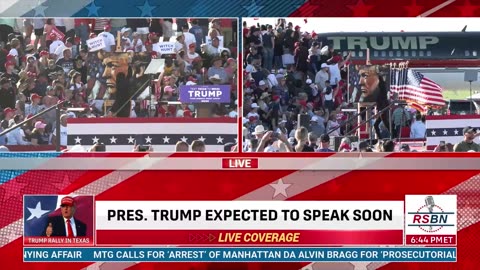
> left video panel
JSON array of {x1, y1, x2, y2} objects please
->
[{"x1": 0, "y1": 18, "x2": 238, "y2": 152}]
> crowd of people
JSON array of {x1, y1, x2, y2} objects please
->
[
  {"x1": 242, "y1": 19, "x2": 480, "y2": 152},
  {"x1": 0, "y1": 18, "x2": 237, "y2": 148}
]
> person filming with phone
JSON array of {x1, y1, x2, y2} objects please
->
[{"x1": 453, "y1": 126, "x2": 480, "y2": 152}]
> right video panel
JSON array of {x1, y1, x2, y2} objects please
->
[{"x1": 242, "y1": 18, "x2": 480, "y2": 153}]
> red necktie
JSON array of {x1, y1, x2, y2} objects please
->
[{"x1": 66, "y1": 219, "x2": 74, "y2": 238}]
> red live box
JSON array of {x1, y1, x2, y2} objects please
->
[{"x1": 222, "y1": 158, "x2": 258, "y2": 169}]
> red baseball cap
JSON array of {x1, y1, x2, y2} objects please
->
[
  {"x1": 89, "y1": 33, "x2": 97, "y2": 38},
  {"x1": 3, "y1": 107, "x2": 14, "y2": 115},
  {"x1": 31, "y1": 93, "x2": 41, "y2": 100},
  {"x1": 4, "y1": 61, "x2": 15, "y2": 68},
  {"x1": 188, "y1": 43, "x2": 196, "y2": 49},
  {"x1": 104, "y1": 24, "x2": 111, "y2": 30},
  {"x1": 61, "y1": 196, "x2": 75, "y2": 207},
  {"x1": 39, "y1": 50, "x2": 49, "y2": 57},
  {"x1": 295, "y1": 25, "x2": 301, "y2": 29}
]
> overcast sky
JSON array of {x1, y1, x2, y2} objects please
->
[{"x1": 243, "y1": 18, "x2": 480, "y2": 33}]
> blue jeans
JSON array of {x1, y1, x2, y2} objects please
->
[
  {"x1": 263, "y1": 47, "x2": 274, "y2": 71},
  {"x1": 274, "y1": 55, "x2": 283, "y2": 69}
]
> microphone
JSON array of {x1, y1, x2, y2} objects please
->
[{"x1": 425, "y1": 196, "x2": 435, "y2": 230}]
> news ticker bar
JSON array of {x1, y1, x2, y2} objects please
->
[
  {"x1": 3, "y1": 157, "x2": 480, "y2": 170},
  {"x1": 23, "y1": 247, "x2": 457, "y2": 262}
]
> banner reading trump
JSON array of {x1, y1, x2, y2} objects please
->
[{"x1": 179, "y1": 85, "x2": 231, "y2": 103}]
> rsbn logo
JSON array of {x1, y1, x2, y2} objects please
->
[{"x1": 408, "y1": 196, "x2": 455, "y2": 233}]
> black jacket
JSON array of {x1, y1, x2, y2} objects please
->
[{"x1": 43, "y1": 215, "x2": 87, "y2": 237}]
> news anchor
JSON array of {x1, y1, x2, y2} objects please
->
[{"x1": 43, "y1": 196, "x2": 87, "y2": 237}]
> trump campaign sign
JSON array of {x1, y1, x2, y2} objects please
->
[
  {"x1": 50, "y1": 26, "x2": 65, "y2": 41},
  {"x1": 180, "y1": 85, "x2": 231, "y2": 103}
]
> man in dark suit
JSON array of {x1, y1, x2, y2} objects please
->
[{"x1": 44, "y1": 196, "x2": 87, "y2": 237}]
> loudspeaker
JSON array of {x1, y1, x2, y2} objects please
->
[
  {"x1": 297, "y1": 114, "x2": 311, "y2": 131},
  {"x1": 464, "y1": 70, "x2": 478, "y2": 82}
]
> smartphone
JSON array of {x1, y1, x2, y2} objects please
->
[
  {"x1": 138, "y1": 145, "x2": 149, "y2": 152},
  {"x1": 95, "y1": 144, "x2": 106, "y2": 152}
]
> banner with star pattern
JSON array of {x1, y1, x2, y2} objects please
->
[
  {"x1": 426, "y1": 115, "x2": 480, "y2": 150},
  {"x1": 67, "y1": 118, "x2": 237, "y2": 152}
]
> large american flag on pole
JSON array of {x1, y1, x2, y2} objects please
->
[{"x1": 390, "y1": 68, "x2": 446, "y2": 110}]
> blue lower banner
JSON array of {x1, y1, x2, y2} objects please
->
[{"x1": 24, "y1": 247, "x2": 457, "y2": 262}]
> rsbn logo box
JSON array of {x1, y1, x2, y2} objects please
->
[{"x1": 405, "y1": 195, "x2": 457, "y2": 246}]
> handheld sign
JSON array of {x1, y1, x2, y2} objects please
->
[
  {"x1": 206, "y1": 36, "x2": 224, "y2": 48},
  {"x1": 50, "y1": 27, "x2": 65, "y2": 41},
  {"x1": 179, "y1": 85, "x2": 231, "y2": 103},
  {"x1": 86, "y1": 36, "x2": 106, "y2": 52},
  {"x1": 157, "y1": 42, "x2": 176, "y2": 54}
]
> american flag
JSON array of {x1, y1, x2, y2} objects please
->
[
  {"x1": 347, "y1": 64, "x2": 361, "y2": 103},
  {"x1": 390, "y1": 69, "x2": 445, "y2": 108}
]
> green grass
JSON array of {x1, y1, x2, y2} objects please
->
[{"x1": 442, "y1": 89, "x2": 476, "y2": 100}]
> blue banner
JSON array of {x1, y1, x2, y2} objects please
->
[
  {"x1": 24, "y1": 247, "x2": 456, "y2": 262},
  {"x1": 179, "y1": 85, "x2": 231, "y2": 103}
]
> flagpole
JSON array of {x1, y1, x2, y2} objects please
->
[
  {"x1": 470, "y1": 80, "x2": 473, "y2": 114},
  {"x1": 388, "y1": 63, "x2": 393, "y2": 140}
]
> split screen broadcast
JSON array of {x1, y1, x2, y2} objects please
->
[
  {"x1": 1, "y1": 18, "x2": 479, "y2": 153},
  {"x1": 5, "y1": 17, "x2": 469, "y2": 265}
]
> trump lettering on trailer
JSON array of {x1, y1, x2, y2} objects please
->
[
  {"x1": 179, "y1": 85, "x2": 231, "y2": 103},
  {"x1": 404, "y1": 195, "x2": 457, "y2": 246}
]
